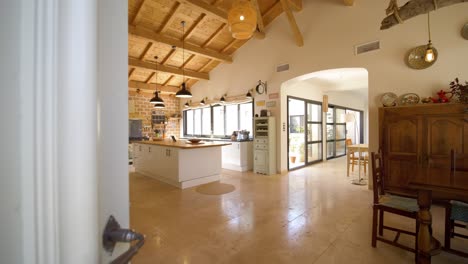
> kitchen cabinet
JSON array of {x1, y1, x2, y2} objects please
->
[
  {"x1": 132, "y1": 141, "x2": 229, "y2": 188},
  {"x1": 253, "y1": 117, "x2": 276, "y2": 175},
  {"x1": 222, "y1": 141, "x2": 253, "y2": 172},
  {"x1": 379, "y1": 104, "x2": 468, "y2": 194}
]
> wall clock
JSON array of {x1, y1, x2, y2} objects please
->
[
  {"x1": 255, "y1": 80, "x2": 267, "y2": 95},
  {"x1": 462, "y1": 23, "x2": 468, "y2": 40}
]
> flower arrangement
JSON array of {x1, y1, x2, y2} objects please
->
[{"x1": 449, "y1": 78, "x2": 468, "y2": 104}]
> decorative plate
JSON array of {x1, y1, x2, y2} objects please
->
[
  {"x1": 405, "y1": 45, "x2": 438, "y2": 70},
  {"x1": 398, "y1": 93, "x2": 420, "y2": 105},
  {"x1": 381, "y1": 92, "x2": 398, "y2": 107},
  {"x1": 462, "y1": 23, "x2": 468, "y2": 40}
]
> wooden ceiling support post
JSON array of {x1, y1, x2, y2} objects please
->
[
  {"x1": 252, "y1": 0, "x2": 266, "y2": 38},
  {"x1": 279, "y1": 0, "x2": 304, "y2": 47},
  {"x1": 288, "y1": 0, "x2": 303, "y2": 11}
]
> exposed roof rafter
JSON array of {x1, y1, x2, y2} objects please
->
[
  {"x1": 279, "y1": 0, "x2": 304, "y2": 47},
  {"x1": 129, "y1": 57, "x2": 210, "y2": 80},
  {"x1": 129, "y1": 26, "x2": 233, "y2": 63},
  {"x1": 128, "y1": 80, "x2": 180, "y2": 94}
]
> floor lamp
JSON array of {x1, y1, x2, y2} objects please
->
[{"x1": 345, "y1": 112, "x2": 366, "y2": 185}]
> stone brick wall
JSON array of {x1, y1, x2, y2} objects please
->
[{"x1": 128, "y1": 91, "x2": 181, "y2": 138}]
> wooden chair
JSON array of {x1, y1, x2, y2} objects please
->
[
  {"x1": 444, "y1": 150, "x2": 468, "y2": 257},
  {"x1": 346, "y1": 139, "x2": 368, "y2": 176},
  {"x1": 371, "y1": 151, "x2": 419, "y2": 260}
]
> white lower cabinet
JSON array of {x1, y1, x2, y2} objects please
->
[
  {"x1": 253, "y1": 117, "x2": 276, "y2": 175},
  {"x1": 222, "y1": 141, "x2": 253, "y2": 172}
]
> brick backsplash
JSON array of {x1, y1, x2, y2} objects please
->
[{"x1": 128, "y1": 91, "x2": 181, "y2": 138}]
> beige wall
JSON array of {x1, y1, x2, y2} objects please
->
[{"x1": 185, "y1": 0, "x2": 468, "y2": 172}]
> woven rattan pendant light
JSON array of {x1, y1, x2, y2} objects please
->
[{"x1": 228, "y1": 0, "x2": 257, "y2": 40}]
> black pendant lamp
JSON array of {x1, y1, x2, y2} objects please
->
[
  {"x1": 149, "y1": 56, "x2": 165, "y2": 108},
  {"x1": 184, "y1": 101, "x2": 190, "y2": 108},
  {"x1": 246, "y1": 90, "x2": 253, "y2": 99},
  {"x1": 175, "y1": 21, "x2": 193, "y2": 98},
  {"x1": 220, "y1": 94, "x2": 226, "y2": 103}
]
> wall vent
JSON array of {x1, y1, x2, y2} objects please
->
[
  {"x1": 355, "y1": 40, "x2": 380, "y2": 55},
  {"x1": 276, "y1": 63, "x2": 290, "y2": 72}
]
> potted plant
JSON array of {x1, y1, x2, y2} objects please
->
[
  {"x1": 449, "y1": 78, "x2": 468, "y2": 104},
  {"x1": 289, "y1": 138, "x2": 298, "y2": 164}
]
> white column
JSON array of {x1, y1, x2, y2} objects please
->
[{"x1": 57, "y1": 0, "x2": 98, "y2": 263}]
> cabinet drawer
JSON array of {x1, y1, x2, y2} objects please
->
[
  {"x1": 255, "y1": 144, "x2": 268, "y2": 150},
  {"x1": 255, "y1": 138, "x2": 267, "y2": 144}
]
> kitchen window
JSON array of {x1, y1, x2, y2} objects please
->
[{"x1": 184, "y1": 102, "x2": 253, "y2": 138}]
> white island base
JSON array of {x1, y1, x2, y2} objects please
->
[{"x1": 133, "y1": 141, "x2": 230, "y2": 189}]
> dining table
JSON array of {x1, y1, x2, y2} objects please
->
[{"x1": 408, "y1": 166, "x2": 468, "y2": 264}]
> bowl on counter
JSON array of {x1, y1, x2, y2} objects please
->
[{"x1": 187, "y1": 138, "x2": 202, "y2": 144}]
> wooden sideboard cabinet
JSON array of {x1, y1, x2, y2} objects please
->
[{"x1": 379, "y1": 104, "x2": 468, "y2": 194}]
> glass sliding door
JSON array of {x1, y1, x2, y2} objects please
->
[
  {"x1": 326, "y1": 106, "x2": 347, "y2": 159},
  {"x1": 288, "y1": 98, "x2": 305, "y2": 169},
  {"x1": 306, "y1": 102, "x2": 322, "y2": 164},
  {"x1": 287, "y1": 96, "x2": 323, "y2": 170}
]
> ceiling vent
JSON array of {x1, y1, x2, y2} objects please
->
[
  {"x1": 355, "y1": 40, "x2": 380, "y2": 55},
  {"x1": 276, "y1": 63, "x2": 290, "y2": 72}
]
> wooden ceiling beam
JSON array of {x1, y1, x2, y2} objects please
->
[
  {"x1": 161, "y1": 48, "x2": 177, "y2": 65},
  {"x1": 129, "y1": 26, "x2": 233, "y2": 63},
  {"x1": 221, "y1": 39, "x2": 238, "y2": 53},
  {"x1": 181, "y1": 54, "x2": 195, "y2": 68},
  {"x1": 198, "y1": 59, "x2": 213, "y2": 72},
  {"x1": 178, "y1": 0, "x2": 265, "y2": 39},
  {"x1": 279, "y1": 0, "x2": 304, "y2": 47},
  {"x1": 129, "y1": 57, "x2": 209, "y2": 80},
  {"x1": 145, "y1": 72, "x2": 156, "y2": 84},
  {"x1": 159, "y1": 2, "x2": 182, "y2": 34},
  {"x1": 139, "y1": 42, "x2": 153, "y2": 61},
  {"x1": 184, "y1": 14, "x2": 206, "y2": 40},
  {"x1": 288, "y1": 0, "x2": 303, "y2": 11},
  {"x1": 263, "y1": 2, "x2": 283, "y2": 26},
  {"x1": 252, "y1": 0, "x2": 265, "y2": 36},
  {"x1": 163, "y1": 76, "x2": 175, "y2": 86},
  {"x1": 128, "y1": 80, "x2": 179, "y2": 94},
  {"x1": 202, "y1": 23, "x2": 226, "y2": 47},
  {"x1": 131, "y1": 0, "x2": 147, "y2": 25},
  {"x1": 128, "y1": 68, "x2": 136, "y2": 79},
  {"x1": 343, "y1": 0, "x2": 355, "y2": 6},
  {"x1": 178, "y1": 0, "x2": 228, "y2": 23}
]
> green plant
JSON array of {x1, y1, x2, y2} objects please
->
[{"x1": 450, "y1": 78, "x2": 468, "y2": 104}]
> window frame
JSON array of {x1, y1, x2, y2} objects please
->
[{"x1": 183, "y1": 101, "x2": 253, "y2": 138}]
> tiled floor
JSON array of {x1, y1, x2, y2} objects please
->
[{"x1": 129, "y1": 157, "x2": 468, "y2": 264}]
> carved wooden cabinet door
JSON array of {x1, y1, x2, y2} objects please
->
[
  {"x1": 381, "y1": 112, "x2": 423, "y2": 193},
  {"x1": 380, "y1": 104, "x2": 468, "y2": 194},
  {"x1": 425, "y1": 115, "x2": 468, "y2": 170}
]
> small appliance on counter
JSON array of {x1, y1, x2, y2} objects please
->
[{"x1": 237, "y1": 130, "x2": 250, "y2": 141}]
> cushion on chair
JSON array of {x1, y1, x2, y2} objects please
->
[
  {"x1": 450, "y1": 200, "x2": 468, "y2": 223},
  {"x1": 379, "y1": 195, "x2": 419, "y2": 212}
]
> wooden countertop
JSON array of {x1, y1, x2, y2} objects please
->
[{"x1": 134, "y1": 140, "x2": 231, "y2": 149}]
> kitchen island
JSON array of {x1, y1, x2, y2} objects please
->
[{"x1": 133, "y1": 140, "x2": 231, "y2": 189}]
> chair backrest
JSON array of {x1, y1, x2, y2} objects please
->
[
  {"x1": 345, "y1": 138, "x2": 352, "y2": 146},
  {"x1": 371, "y1": 151, "x2": 385, "y2": 204}
]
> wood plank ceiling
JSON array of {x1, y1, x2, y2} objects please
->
[{"x1": 127, "y1": 0, "x2": 303, "y2": 94}]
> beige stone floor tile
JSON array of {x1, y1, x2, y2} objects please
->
[{"x1": 129, "y1": 157, "x2": 468, "y2": 264}]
